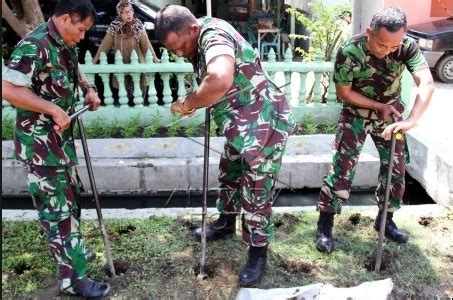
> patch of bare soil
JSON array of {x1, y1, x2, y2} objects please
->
[
  {"x1": 27, "y1": 276, "x2": 61, "y2": 299},
  {"x1": 390, "y1": 284, "x2": 448, "y2": 299},
  {"x1": 364, "y1": 249, "x2": 392, "y2": 271},
  {"x1": 171, "y1": 217, "x2": 198, "y2": 232},
  {"x1": 278, "y1": 259, "x2": 315, "y2": 276},
  {"x1": 337, "y1": 214, "x2": 374, "y2": 236},
  {"x1": 274, "y1": 213, "x2": 300, "y2": 234},
  {"x1": 104, "y1": 259, "x2": 131, "y2": 277},
  {"x1": 105, "y1": 260, "x2": 142, "y2": 291},
  {"x1": 348, "y1": 213, "x2": 361, "y2": 225},
  {"x1": 418, "y1": 216, "x2": 436, "y2": 227},
  {"x1": 191, "y1": 256, "x2": 239, "y2": 298}
]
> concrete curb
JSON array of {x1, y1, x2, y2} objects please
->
[
  {"x1": 2, "y1": 135, "x2": 381, "y2": 195},
  {"x1": 3, "y1": 133, "x2": 452, "y2": 206}
]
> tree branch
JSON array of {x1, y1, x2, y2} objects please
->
[
  {"x1": 2, "y1": 0, "x2": 30, "y2": 38},
  {"x1": 22, "y1": 0, "x2": 44, "y2": 26}
]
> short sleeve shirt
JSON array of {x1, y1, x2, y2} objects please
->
[
  {"x1": 334, "y1": 34, "x2": 428, "y2": 119},
  {"x1": 3, "y1": 19, "x2": 79, "y2": 166},
  {"x1": 193, "y1": 17, "x2": 295, "y2": 170}
]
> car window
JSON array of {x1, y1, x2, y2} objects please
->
[{"x1": 134, "y1": 2, "x2": 158, "y2": 19}]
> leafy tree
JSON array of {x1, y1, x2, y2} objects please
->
[
  {"x1": 287, "y1": 1, "x2": 351, "y2": 62},
  {"x1": 287, "y1": 1, "x2": 351, "y2": 102}
]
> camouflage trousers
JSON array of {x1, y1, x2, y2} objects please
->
[
  {"x1": 216, "y1": 142, "x2": 286, "y2": 247},
  {"x1": 26, "y1": 165, "x2": 88, "y2": 292},
  {"x1": 318, "y1": 112, "x2": 409, "y2": 214}
]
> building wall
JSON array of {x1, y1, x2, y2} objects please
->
[{"x1": 385, "y1": 0, "x2": 452, "y2": 25}]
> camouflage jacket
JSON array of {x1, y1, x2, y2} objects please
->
[
  {"x1": 334, "y1": 34, "x2": 428, "y2": 120},
  {"x1": 192, "y1": 17, "x2": 295, "y2": 170},
  {"x1": 4, "y1": 19, "x2": 79, "y2": 166}
]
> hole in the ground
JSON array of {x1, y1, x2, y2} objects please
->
[
  {"x1": 348, "y1": 213, "x2": 361, "y2": 225},
  {"x1": 192, "y1": 262, "x2": 217, "y2": 279},
  {"x1": 274, "y1": 213, "x2": 300, "y2": 232},
  {"x1": 418, "y1": 216, "x2": 434, "y2": 226},
  {"x1": 278, "y1": 260, "x2": 313, "y2": 275},
  {"x1": 364, "y1": 249, "x2": 391, "y2": 271},
  {"x1": 13, "y1": 262, "x2": 32, "y2": 275},
  {"x1": 105, "y1": 260, "x2": 130, "y2": 276},
  {"x1": 117, "y1": 225, "x2": 136, "y2": 235}
]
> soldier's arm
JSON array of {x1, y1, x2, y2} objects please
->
[
  {"x1": 381, "y1": 68, "x2": 434, "y2": 139},
  {"x1": 78, "y1": 64, "x2": 101, "y2": 110},
  {"x1": 2, "y1": 80, "x2": 70, "y2": 131},
  {"x1": 336, "y1": 84, "x2": 401, "y2": 121},
  {"x1": 176, "y1": 54, "x2": 234, "y2": 112},
  {"x1": 405, "y1": 62, "x2": 434, "y2": 124}
]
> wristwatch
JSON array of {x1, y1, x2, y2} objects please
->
[{"x1": 83, "y1": 83, "x2": 97, "y2": 96}]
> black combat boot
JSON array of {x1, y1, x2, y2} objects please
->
[
  {"x1": 315, "y1": 212, "x2": 335, "y2": 253},
  {"x1": 374, "y1": 210, "x2": 409, "y2": 243},
  {"x1": 62, "y1": 278, "x2": 111, "y2": 298},
  {"x1": 239, "y1": 245, "x2": 268, "y2": 287},
  {"x1": 194, "y1": 213, "x2": 237, "y2": 241}
]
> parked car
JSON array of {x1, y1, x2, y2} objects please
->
[{"x1": 406, "y1": 17, "x2": 453, "y2": 83}]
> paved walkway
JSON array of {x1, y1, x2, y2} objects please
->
[{"x1": 1, "y1": 204, "x2": 448, "y2": 220}]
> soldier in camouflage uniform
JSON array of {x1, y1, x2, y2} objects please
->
[
  {"x1": 155, "y1": 5, "x2": 294, "y2": 286},
  {"x1": 1, "y1": 0, "x2": 111, "y2": 297},
  {"x1": 315, "y1": 7, "x2": 434, "y2": 254}
]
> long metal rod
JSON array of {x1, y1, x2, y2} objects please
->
[
  {"x1": 375, "y1": 115, "x2": 398, "y2": 272},
  {"x1": 70, "y1": 105, "x2": 91, "y2": 120},
  {"x1": 77, "y1": 117, "x2": 116, "y2": 277},
  {"x1": 198, "y1": 107, "x2": 211, "y2": 279}
]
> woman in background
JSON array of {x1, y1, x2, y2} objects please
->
[{"x1": 93, "y1": 0, "x2": 160, "y2": 101}]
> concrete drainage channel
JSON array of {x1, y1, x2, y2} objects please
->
[
  {"x1": 3, "y1": 134, "x2": 448, "y2": 212},
  {"x1": 2, "y1": 174, "x2": 435, "y2": 210}
]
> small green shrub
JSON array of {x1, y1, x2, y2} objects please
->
[
  {"x1": 143, "y1": 117, "x2": 160, "y2": 138},
  {"x1": 300, "y1": 115, "x2": 318, "y2": 135},
  {"x1": 167, "y1": 115, "x2": 182, "y2": 137},
  {"x1": 103, "y1": 119, "x2": 121, "y2": 138},
  {"x1": 121, "y1": 115, "x2": 142, "y2": 138},
  {"x1": 318, "y1": 119, "x2": 338, "y2": 134},
  {"x1": 2, "y1": 115, "x2": 14, "y2": 140},
  {"x1": 184, "y1": 121, "x2": 199, "y2": 137},
  {"x1": 84, "y1": 117, "x2": 104, "y2": 138}
]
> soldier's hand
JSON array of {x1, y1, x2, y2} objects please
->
[
  {"x1": 52, "y1": 106, "x2": 71, "y2": 132},
  {"x1": 84, "y1": 89, "x2": 101, "y2": 111},
  {"x1": 170, "y1": 101, "x2": 183, "y2": 115},
  {"x1": 378, "y1": 104, "x2": 401, "y2": 122},
  {"x1": 382, "y1": 119, "x2": 416, "y2": 140},
  {"x1": 170, "y1": 101, "x2": 195, "y2": 117}
]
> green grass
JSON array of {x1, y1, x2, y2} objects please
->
[{"x1": 2, "y1": 210, "x2": 452, "y2": 298}]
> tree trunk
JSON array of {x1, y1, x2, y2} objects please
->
[
  {"x1": 2, "y1": 0, "x2": 44, "y2": 38},
  {"x1": 22, "y1": 0, "x2": 44, "y2": 26}
]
